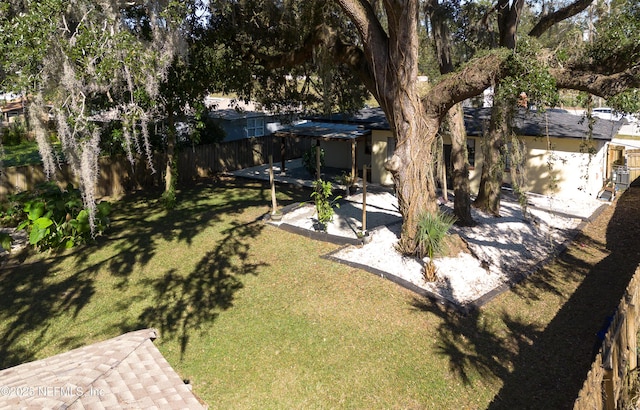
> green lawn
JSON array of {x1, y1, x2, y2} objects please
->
[
  {"x1": 0, "y1": 177, "x2": 634, "y2": 409},
  {"x1": 1, "y1": 140, "x2": 62, "y2": 167}
]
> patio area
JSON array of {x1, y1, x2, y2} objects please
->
[{"x1": 229, "y1": 160, "x2": 608, "y2": 310}]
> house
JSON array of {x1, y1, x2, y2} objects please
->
[
  {"x1": 208, "y1": 108, "x2": 284, "y2": 142},
  {"x1": 459, "y1": 107, "x2": 622, "y2": 197},
  {"x1": 0, "y1": 328, "x2": 207, "y2": 409},
  {"x1": 277, "y1": 107, "x2": 625, "y2": 198},
  {"x1": 0, "y1": 98, "x2": 26, "y2": 126},
  {"x1": 205, "y1": 97, "x2": 295, "y2": 142}
]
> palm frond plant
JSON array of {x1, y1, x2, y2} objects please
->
[{"x1": 414, "y1": 210, "x2": 457, "y2": 282}]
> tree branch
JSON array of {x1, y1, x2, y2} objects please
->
[
  {"x1": 529, "y1": 0, "x2": 595, "y2": 38},
  {"x1": 423, "y1": 49, "x2": 511, "y2": 117},
  {"x1": 334, "y1": 0, "x2": 388, "y2": 50},
  {"x1": 253, "y1": 23, "x2": 377, "y2": 100},
  {"x1": 551, "y1": 65, "x2": 640, "y2": 99}
]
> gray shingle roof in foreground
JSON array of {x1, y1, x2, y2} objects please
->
[{"x1": 0, "y1": 328, "x2": 207, "y2": 409}]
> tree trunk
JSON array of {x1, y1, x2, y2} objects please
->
[
  {"x1": 428, "y1": 0, "x2": 474, "y2": 225},
  {"x1": 473, "y1": 0, "x2": 524, "y2": 216},
  {"x1": 384, "y1": 98, "x2": 440, "y2": 254},
  {"x1": 165, "y1": 110, "x2": 177, "y2": 194},
  {"x1": 473, "y1": 98, "x2": 507, "y2": 216},
  {"x1": 447, "y1": 103, "x2": 475, "y2": 226}
]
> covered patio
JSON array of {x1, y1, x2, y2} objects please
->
[{"x1": 273, "y1": 121, "x2": 372, "y2": 184}]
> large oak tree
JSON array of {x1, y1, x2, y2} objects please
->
[{"x1": 219, "y1": 0, "x2": 638, "y2": 254}]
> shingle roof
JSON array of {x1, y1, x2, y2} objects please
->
[
  {"x1": 463, "y1": 107, "x2": 623, "y2": 140},
  {"x1": 0, "y1": 328, "x2": 207, "y2": 409},
  {"x1": 275, "y1": 121, "x2": 371, "y2": 141},
  {"x1": 302, "y1": 106, "x2": 624, "y2": 141}
]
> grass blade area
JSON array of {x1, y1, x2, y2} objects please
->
[
  {"x1": 0, "y1": 176, "x2": 637, "y2": 409},
  {"x1": 1, "y1": 140, "x2": 62, "y2": 167}
]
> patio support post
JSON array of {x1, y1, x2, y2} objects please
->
[
  {"x1": 362, "y1": 165, "x2": 367, "y2": 232},
  {"x1": 281, "y1": 136, "x2": 286, "y2": 173},
  {"x1": 269, "y1": 155, "x2": 277, "y2": 214},
  {"x1": 351, "y1": 140, "x2": 357, "y2": 187},
  {"x1": 315, "y1": 139, "x2": 321, "y2": 180}
]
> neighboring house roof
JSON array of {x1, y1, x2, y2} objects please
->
[
  {"x1": 209, "y1": 108, "x2": 270, "y2": 121},
  {"x1": 0, "y1": 328, "x2": 207, "y2": 409},
  {"x1": 0, "y1": 100, "x2": 25, "y2": 114},
  {"x1": 275, "y1": 121, "x2": 370, "y2": 141},
  {"x1": 303, "y1": 107, "x2": 388, "y2": 128},
  {"x1": 464, "y1": 107, "x2": 623, "y2": 141},
  {"x1": 302, "y1": 106, "x2": 624, "y2": 141}
]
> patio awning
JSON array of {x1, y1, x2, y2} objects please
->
[{"x1": 274, "y1": 122, "x2": 370, "y2": 179}]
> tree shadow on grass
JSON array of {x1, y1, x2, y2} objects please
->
[
  {"x1": 135, "y1": 219, "x2": 267, "y2": 358},
  {"x1": 412, "y1": 296, "x2": 545, "y2": 387},
  {"x1": 0, "y1": 177, "x2": 304, "y2": 369},
  {"x1": 415, "y1": 186, "x2": 640, "y2": 409},
  {"x1": 0, "y1": 255, "x2": 96, "y2": 369},
  {"x1": 71, "y1": 178, "x2": 278, "y2": 284}
]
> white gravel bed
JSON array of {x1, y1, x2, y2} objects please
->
[
  {"x1": 326, "y1": 191, "x2": 608, "y2": 307},
  {"x1": 278, "y1": 191, "x2": 402, "y2": 236}
]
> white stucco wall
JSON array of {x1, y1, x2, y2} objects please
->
[
  {"x1": 372, "y1": 129, "x2": 607, "y2": 197},
  {"x1": 319, "y1": 138, "x2": 370, "y2": 173},
  {"x1": 371, "y1": 130, "x2": 394, "y2": 186}
]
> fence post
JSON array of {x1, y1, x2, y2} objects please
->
[
  {"x1": 604, "y1": 367, "x2": 615, "y2": 410},
  {"x1": 362, "y1": 165, "x2": 367, "y2": 233}
]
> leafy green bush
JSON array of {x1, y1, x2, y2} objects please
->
[
  {"x1": 302, "y1": 146, "x2": 324, "y2": 177},
  {"x1": 1, "y1": 120, "x2": 28, "y2": 146},
  {"x1": 0, "y1": 232, "x2": 12, "y2": 252},
  {"x1": 414, "y1": 210, "x2": 456, "y2": 281},
  {"x1": 310, "y1": 179, "x2": 340, "y2": 231},
  {"x1": 415, "y1": 210, "x2": 457, "y2": 259},
  {"x1": 3, "y1": 183, "x2": 110, "y2": 250}
]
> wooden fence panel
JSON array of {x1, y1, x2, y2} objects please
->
[
  {"x1": 0, "y1": 136, "x2": 311, "y2": 199},
  {"x1": 574, "y1": 270, "x2": 640, "y2": 410},
  {"x1": 627, "y1": 149, "x2": 640, "y2": 185}
]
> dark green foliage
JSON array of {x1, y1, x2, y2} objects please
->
[
  {"x1": 1, "y1": 120, "x2": 28, "y2": 146},
  {"x1": 414, "y1": 210, "x2": 457, "y2": 260},
  {"x1": 207, "y1": 1, "x2": 370, "y2": 115},
  {"x1": 310, "y1": 179, "x2": 340, "y2": 231},
  {"x1": 2, "y1": 183, "x2": 110, "y2": 250},
  {"x1": 584, "y1": 1, "x2": 640, "y2": 73},
  {"x1": 497, "y1": 40, "x2": 559, "y2": 109},
  {"x1": 302, "y1": 146, "x2": 324, "y2": 177},
  {"x1": 0, "y1": 232, "x2": 11, "y2": 252}
]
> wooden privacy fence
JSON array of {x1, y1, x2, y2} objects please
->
[
  {"x1": 573, "y1": 266, "x2": 640, "y2": 410},
  {"x1": 176, "y1": 135, "x2": 312, "y2": 184},
  {"x1": 627, "y1": 149, "x2": 640, "y2": 185},
  {"x1": 0, "y1": 136, "x2": 313, "y2": 200}
]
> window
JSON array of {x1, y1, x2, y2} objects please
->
[
  {"x1": 386, "y1": 137, "x2": 396, "y2": 161},
  {"x1": 467, "y1": 138, "x2": 476, "y2": 168},
  {"x1": 365, "y1": 135, "x2": 372, "y2": 155},
  {"x1": 247, "y1": 117, "x2": 265, "y2": 137}
]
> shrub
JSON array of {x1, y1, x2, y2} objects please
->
[
  {"x1": 5, "y1": 182, "x2": 110, "y2": 250},
  {"x1": 302, "y1": 146, "x2": 324, "y2": 177},
  {"x1": 414, "y1": 210, "x2": 457, "y2": 281},
  {"x1": 310, "y1": 179, "x2": 340, "y2": 231},
  {"x1": 0, "y1": 232, "x2": 11, "y2": 252},
  {"x1": 1, "y1": 120, "x2": 28, "y2": 146}
]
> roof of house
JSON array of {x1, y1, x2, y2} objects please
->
[
  {"x1": 0, "y1": 328, "x2": 207, "y2": 409},
  {"x1": 301, "y1": 106, "x2": 624, "y2": 141},
  {"x1": 275, "y1": 121, "x2": 370, "y2": 141},
  {"x1": 303, "y1": 107, "x2": 388, "y2": 128},
  {"x1": 464, "y1": 107, "x2": 623, "y2": 141},
  {"x1": 209, "y1": 108, "x2": 270, "y2": 121},
  {"x1": 0, "y1": 100, "x2": 25, "y2": 114}
]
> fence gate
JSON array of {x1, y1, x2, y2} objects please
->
[{"x1": 626, "y1": 149, "x2": 640, "y2": 185}]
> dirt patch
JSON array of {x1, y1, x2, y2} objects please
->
[{"x1": 444, "y1": 233, "x2": 471, "y2": 257}]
